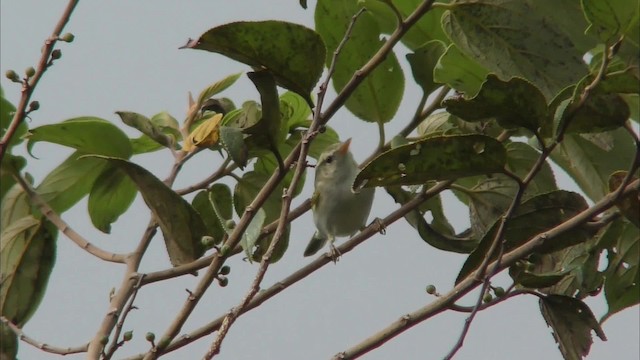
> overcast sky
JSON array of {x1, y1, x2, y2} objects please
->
[{"x1": 1, "y1": 1, "x2": 638, "y2": 360}]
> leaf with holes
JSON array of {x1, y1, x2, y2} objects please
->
[{"x1": 354, "y1": 134, "x2": 507, "y2": 189}]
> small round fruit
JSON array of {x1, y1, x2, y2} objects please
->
[
  {"x1": 220, "y1": 265, "x2": 231, "y2": 275},
  {"x1": 425, "y1": 285, "x2": 436, "y2": 295}
]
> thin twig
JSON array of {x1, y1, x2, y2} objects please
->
[
  {"x1": 103, "y1": 275, "x2": 145, "y2": 360},
  {"x1": 0, "y1": 316, "x2": 88, "y2": 355},
  {"x1": 0, "y1": 0, "x2": 79, "y2": 161},
  {"x1": 11, "y1": 172, "x2": 126, "y2": 263},
  {"x1": 122, "y1": 180, "x2": 452, "y2": 359},
  {"x1": 175, "y1": 157, "x2": 234, "y2": 195}
]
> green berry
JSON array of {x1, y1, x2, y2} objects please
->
[
  {"x1": 220, "y1": 245, "x2": 230, "y2": 256},
  {"x1": 220, "y1": 265, "x2": 231, "y2": 275},
  {"x1": 25, "y1": 66, "x2": 35, "y2": 78},
  {"x1": 225, "y1": 219, "x2": 236, "y2": 229},
  {"x1": 218, "y1": 276, "x2": 229, "y2": 287},
  {"x1": 51, "y1": 49, "x2": 62, "y2": 60},
  {"x1": 5, "y1": 70, "x2": 20, "y2": 82},
  {"x1": 29, "y1": 101, "x2": 40, "y2": 111},
  {"x1": 425, "y1": 285, "x2": 436, "y2": 295},
  {"x1": 145, "y1": 332, "x2": 155, "y2": 342},
  {"x1": 494, "y1": 287, "x2": 505, "y2": 297},
  {"x1": 60, "y1": 33, "x2": 75, "y2": 42},
  {"x1": 100, "y1": 336, "x2": 109, "y2": 345},
  {"x1": 483, "y1": 293, "x2": 493, "y2": 303},
  {"x1": 201, "y1": 236, "x2": 216, "y2": 248},
  {"x1": 123, "y1": 331, "x2": 133, "y2": 342}
]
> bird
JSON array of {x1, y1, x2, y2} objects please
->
[{"x1": 304, "y1": 138, "x2": 375, "y2": 260}]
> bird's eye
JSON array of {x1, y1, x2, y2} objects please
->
[{"x1": 325, "y1": 155, "x2": 334, "y2": 164}]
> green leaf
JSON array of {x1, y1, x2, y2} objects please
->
[
  {"x1": 362, "y1": 0, "x2": 450, "y2": 50},
  {"x1": 555, "y1": 85, "x2": 631, "y2": 135},
  {"x1": 196, "y1": 72, "x2": 242, "y2": 107},
  {"x1": 386, "y1": 186, "x2": 477, "y2": 253},
  {"x1": 183, "y1": 21, "x2": 325, "y2": 105},
  {"x1": 117, "y1": 111, "x2": 176, "y2": 150},
  {"x1": 280, "y1": 91, "x2": 312, "y2": 130},
  {"x1": 0, "y1": 216, "x2": 57, "y2": 327},
  {"x1": 315, "y1": 0, "x2": 404, "y2": 122},
  {"x1": 609, "y1": 171, "x2": 640, "y2": 228},
  {"x1": 0, "y1": 88, "x2": 25, "y2": 150},
  {"x1": 88, "y1": 156, "x2": 207, "y2": 266},
  {"x1": 443, "y1": 75, "x2": 549, "y2": 133},
  {"x1": 26, "y1": 117, "x2": 132, "y2": 158},
  {"x1": 582, "y1": 0, "x2": 640, "y2": 42},
  {"x1": 603, "y1": 218, "x2": 640, "y2": 320},
  {"x1": 0, "y1": 154, "x2": 26, "y2": 201},
  {"x1": 505, "y1": 142, "x2": 557, "y2": 198},
  {"x1": 456, "y1": 190, "x2": 590, "y2": 284},
  {"x1": 208, "y1": 183, "x2": 235, "y2": 235},
  {"x1": 550, "y1": 129, "x2": 636, "y2": 201},
  {"x1": 36, "y1": 151, "x2": 108, "y2": 213},
  {"x1": 0, "y1": 322, "x2": 18, "y2": 360},
  {"x1": 88, "y1": 166, "x2": 137, "y2": 233},
  {"x1": 244, "y1": 71, "x2": 285, "y2": 155},
  {"x1": 240, "y1": 208, "x2": 266, "y2": 261},
  {"x1": 539, "y1": 295, "x2": 606, "y2": 360},
  {"x1": 354, "y1": 134, "x2": 507, "y2": 189},
  {"x1": 465, "y1": 175, "x2": 517, "y2": 238},
  {"x1": 433, "y1": 44, "x2": 489, "y2": 97},
  {"x1": 219, "y1": 126, "x2": 248, "y2": 169},
  {"x1": 1, "y1": 183, "x2": 30, "y2": 230},
  {"x1": 191, "y1": 189, "x2": 225, "y2": 247},
  {"x1": 406, "y1": 40, "x2": 446, "y2": 95},
  {"x1": 510, "y1": 266, "x2": 568, "y2": 289},
  {"x1": 442, "y1": 0, "x2": 587, "y2": 100}
]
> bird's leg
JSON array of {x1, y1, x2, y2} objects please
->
[{"x1": 328, "y1": 238, "x2": 341, "y2": 263}]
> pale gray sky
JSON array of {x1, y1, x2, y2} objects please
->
[{"x1": 1, "y1": 1, "x2": 638, "y2": 360}]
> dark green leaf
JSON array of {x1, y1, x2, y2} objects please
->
[
  {"x1": 406, "y1": 40, "x2": 446, "y2": 95},
  {"x1": 36, "y1": 151, "x2": 108, "y2": 213},
  {"x1": 539, "y1": 295, "x2": 606, "y2": 360},
  {"x1": 603, "y1": 218, "x2": 640, "y2": 319},
  {"x1": 386, "y1": 186, "x2": 477, "y2": 253},
  {"x1": 191, "y1": 190, "x2": 225, "y2": 247},
  {"x1": 442, "y1": 0, "x2": 587, "y2": 100},
  {"x1": 583, "y1": 0, "x2": 639, "y2": 42},
  {"x1": 88, "y1": 156, "x2": 207, "y2": 266},
  {"x1": 88, "y1": 166, "x2": 137, "y2": 233},
  {"x1": 466, "y1": 176, "x2": 517, "y2": 238},
  {"x1": 0, "y1": 322, "x2": 18, "y2": 360},
  {"x1": 208, "y1": 183, "x2": 235, "y2": 235},
  {"x1": 183, "y1": 21, "x2": 325, "y2": 105},
  {"x1": 354, "y1": 134, "x2": 507, "y2": 189},
  {"x1": 219, "y1": 126, "x2": 248, "y2": 169},
  {"x1": 505, "y1": 142, "x2": 557, "y2": 198},
  {"x1": 456, "y1": 191, "x2": 590, "y2": 284},
  {"x1": 443, "y1": 75, "x2": 549, "y2": 133},
  {"x1": 434, "y1": 44, "x2": 488, "y2": 96},
  {"x1": 609, "y1": 171, "x2": 640, "y2": 228},
  {"x1": 0, "y1": 154, "x2": 26, "y2": 201},
  {"x1": 509, "y1": 262, "x2": 569, "y2": 289},
  {"x1": 0, "y1": 216, "x2": 57, "y2": 327},
  {"x1": 315, "y1": 0, "x2": 404, "y2": 122},
  {"x1": 244, "y1": 71, "x2": 285, "y2": 153},
  {"x1": 556, "y1": 93, "x2": 630, "y2": 135},
  {"x1": 1, "y1": 183, "x2": 30, "y2": 229},
  {"x1": 26, "y1": 117, "x2": 132, "y2": 158}
]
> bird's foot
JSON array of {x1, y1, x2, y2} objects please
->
[
  {"x1": 373, "y1": 217, "x2": 386, "y2": 235},
  {"x1": 328, "y1": 244, "x2": 341, "y2": 263}
]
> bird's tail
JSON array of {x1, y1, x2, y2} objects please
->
[{"x1": 304, "y1": 231, "x2": 328, "y2": 257}]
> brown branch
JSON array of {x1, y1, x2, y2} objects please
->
[
  {"x1": 333, "y1": 179, "x2": 639, "y2": 359},
  {"x1": 0, "y1": 0, "x2": 79, "y2": 161},
  {"x1": 122, "y1": 180, "x2": 452, "y2": 359},
  {"x1": 11, "y1": 172, "x2": 126, "y2": 263},
  {"x1": 103, "y1": 275, "x2": 145, "y2": 360},
  {"x1": 0, "y1": 316, "x2": 88, "y2": 355}
]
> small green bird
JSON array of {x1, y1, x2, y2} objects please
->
[{"x1": 304, "y1": 138, "x2": 375, "y2": 259}]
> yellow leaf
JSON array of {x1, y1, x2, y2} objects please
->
[{"x1": 184, "y1": 114, "x2": 223, "y2": 152}]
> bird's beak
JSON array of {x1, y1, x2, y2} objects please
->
[{"x1": 338, "y1": 138, "x2": 352, "y2": 155}]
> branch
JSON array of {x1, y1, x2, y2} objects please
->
[
  {"x1": 12, "y1": 172, "x2": 126, "y2": 263},
  {"x1": 0, "y1": 0, "x2": 79, "y2": 161},
  {"x1": 333, "y1": 179, "x2": 639, "y2": 359},
  {"x1": 123, "y1": 180, "x2": 452, "y2": 359},
  {"x1": 0, "y1": 316, "x2": 88, "y2": 356},
  {"x1": 103, "y1": 275, "x2": 145, "y2": 360}
]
